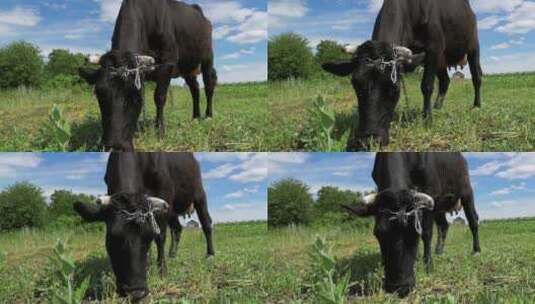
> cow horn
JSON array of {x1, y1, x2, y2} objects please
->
[
  {"x1": 393, "y1": 46, "x2": 413, "y2": 62},
  {"x1": 146, "y1": 196, "x2": 169, "y2": 212},
  {"x1": 88, "y1": 54, "x2": 101, "y2": 64},
  {"x1": 343, "y1": 44, "x2": 358, "y2": 54},
  {"x1": 135, "y1": 55, "x2": 155, "y2": 66},
  {"x1": 362, "y1": 193, "x2": 378, "y2": 205},
  {"x1": 96, "y1": 196, "x2": 111, "y2": 205},
  {"x1": 412, "y1": 191, "x2": 435, "y2": 210}
]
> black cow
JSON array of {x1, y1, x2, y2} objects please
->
[
  {"x1": 73, "y1": 152, "x2": 214, "y2": 301},
  {"x1": 322, "y1": 0, "x2": 482, "y2": 151},
  {"x1": 79, "y1": 0, "x2": 217, "y2": 151},
  {"x1": 344, "y1": 152, "x2": 480, "y2": 297}
]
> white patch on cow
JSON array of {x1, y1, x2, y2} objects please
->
[
  {"x1": 344, "y1": 44, "x2": 358, "y2": 54},
  {"x1": 97, "y1": 196, "x2": 111, "y2": 205}
]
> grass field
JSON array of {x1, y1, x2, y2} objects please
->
[
  {"x1": 0, "y1": 221, "x2": 270, "y2": 303},
  {"x1": 0, "y1": 82, "x2": 267, "y2": 152},
  {"x1": 268, "y1": 72, "x2": 535, "y2": 151},
  {"x1": 268, "y1": 218, "x2": 535, "y2": 303}
]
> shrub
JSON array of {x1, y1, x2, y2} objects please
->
[
  {"x1": 45, "y1": 240, "x2": 91, "y2": 304},
  {"x1": 309, "y1": 237, "x2": 350, "y2": 304},
  {"x1": 0, "y1": 41, "x2": 44, "y2": 89},
  {"x1": 46, "y1": 49, "x2": 86, "y2": 78},
  {"x1": 268, "y1": 32, "x2": 318, "y2": 80},
  {"x1": 42, "y1": 74, "x2": 82, "y2": 90},
  {"x1": 315, "y1": 40, "x2": 351, "y2": 64},
  {"x1": 268, "y1": 178, "x2": 314, "y2": 227},
  {"x1": 0, "y1": 182, "x2": 47, "y2": 231},
  {"x1": 37, "y1": 104, "x2": 72, "y2": 151},
  {"x1": 49, "y1": 190, "x2": 94, "y2": 218}
]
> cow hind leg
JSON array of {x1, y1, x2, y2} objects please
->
[
  {"x1": 434, "y1": 212, "x2": 449, "y2": 255},
  {"x1": 154, "y1": 78, "x2": 171, "y2": 138},
  {"x1": 202, "y1": 58, "x2": 217, "y2": 118},
  {"x1": 195, "y1": 193, "x2": 215, "y2": 256},
  {"x1": 168, "y1": 216, "x2": 183, "y2": 258},
  {"x1": 185, "y1": 76, "x2": 201, "y2": 119},
  {"x1": 462, "y1": 192, "x2": 481, "y2": 254},
  {"x1": 468, "y1": 48, "x2": 482, "y2": 108},
  {"x1": 434, "y1": 68, "x2": 450, "y2": 109}
]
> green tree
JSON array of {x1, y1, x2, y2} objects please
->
[
  {"x1": 315, "y1": 186, "x2": 360, "y2": 214},
  {"x1": 46, "y1": 49, "x2": 86, "y2": 77},
  {"x1": 0, "y1": 41, "x2": 44, "y2": 89},
  {"x1": 268, "y1": 32, "x2": 317, "y2": 80},
  {"x1": 268, "y1": 178, "x2": 314, "y2": 227},
  {"x1": 49, "y1": 190, "x2": 94, "y2": 218},
  {"x1": 315, "y1": 40, "x2": 351, "y2": 64},
  {"x1": 0, "y1": 182, "x2": 47, "y2": 230}
]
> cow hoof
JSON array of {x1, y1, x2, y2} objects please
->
[
  {"x1": 472, "y1": 251, "x2": 481, "y2": 257},
  {"x1": 434, "y1": 102, "x2": 443, "y2": 109}
]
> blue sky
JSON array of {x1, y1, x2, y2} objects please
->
[
  {"x1": 268, "y1": 153, "x2": 535, "y2": 220},
  {"x1": 0, "y1": 0, "x2": 267, "y2": 83},
  {"x1": 269, "y1": 0, "x2": 535, "y2": 74},
  {"x1": 0, "y1": 153, "x2": 267, "y2": 223}
]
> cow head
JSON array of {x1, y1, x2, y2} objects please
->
[
  {"x1": 73, "y1": 193, "x2": 169, "y2": 301},
  {"x1": 78, "y1": 51, "x2": 158, "y2": 151},
  {"x1": 343, "y1": 189, "x2": 434, "y2": 297},
  {"x1": 322, "y1": 41, "x2": 425, "y2": 151}
]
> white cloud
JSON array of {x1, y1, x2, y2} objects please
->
[
  {"x1": 0, "y1": 7, "x2": 41, "y2": 27},
  {"x1": 269, "y1": 0, "x2": 308, "y2": 29},
  {"x1": 478, "y1": 15, "x2": 503, "y2": 30},
  {"x1": 491, "y1": 42, "x2": 511, "y2": 50},
  {"x1": 471, "y1": 0, "x2": 524, "y2": 13},
  {"x1": 368, "y1": 0, "x2": 384, "y2": 13},
  {"x1": 223, "y1": 185, "x2": 260, "y2": 199},
  {"x1": 227, "y1": 11, "x2": 267, "y2": 44},
  {"x1": 496, "y1": 154, "x2": 535, "y2": 180},
  {"x1": 490, "y1": 182, "x2": 526, "y2": 196},
  {"x1": 218, "y1": 61, "x2": 267, "y2": 83},
  {"x1": 496, "y1": 1, "x2": 535, "y2": 34},
  {"x1": 482, "y1": 52, "x2": 535, "y2": 74},
  {"x1": 196, "y1": 153, "x2": 250, "y2": 163},
  {"x1": 0, "y1": 154, "x2": 43, "y2": 178},
  {"x1": 224, "y1": 191, "x2": 245, "y2": 199},
  {"x1": 470, "y1": 160, "x2": 505, "y2": 176},
  {"x1": 222, "y1": 47, "x2": 256, "y2": 60},
  {"x1": 480, "y1": 197, "x2": 535, "y2": 220},
  {"x1": 213, "y1": 201, "x2": 267, "y2": 222},
  {"x1": 269, "y1": 153, "x2": 309, "y2": 164},
  {"x1": 204, "y1": 163, "x2": 237, "y2": 179},
  {"x1": 98, "y1": 0, "x2": 122, "y2": 23}
]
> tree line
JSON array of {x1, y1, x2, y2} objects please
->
[
  {"x1": 268, "y1": 32, "x2": 351, "y2": 81},
  {"x1": 268, "y1": 178, "x2": 373, "y2": 228},
  {"x1": 0, "y1": 181, "x2": 95, "y2": 231},
  {"x1": 0, "y1": 41, "x2": 91, "y2": 90}
]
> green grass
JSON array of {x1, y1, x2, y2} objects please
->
[
  {"x1": 0, "y1": 82, "x2": 267, "y2": 152},
  {"x1": 0, "y1": 221, "x2": 269, "y2": 303},
  {"x1": 268, "y1": 218, "x2": 535, "y2": 303},
  {"x1": 268, "y1": 72, "x2": 535, "y2": 151}
]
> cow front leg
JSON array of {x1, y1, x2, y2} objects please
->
[
  {"x1": 154, "y1": 78, "x2": 171, "y2": 138},
  {"x1": 468, "y1": 48, "x2": 483, "y2": 108},
  {"x1": 168, "y1": 216, "x2": 183, "y2": 258},
  {"x1": 185, "y1": 76, "x2": 201, "y2": 119},
  {"x1": 155, "y1": 232, "x2": 167, "y2": 276},
  {"x1": 434, "y1": 68, "x2": 450, "y2": 109},
  {"x1": 421, "y1": 211, "x2": 434, "y2": 272},
  {"x1": 195, "y1": 194, "x2": 215, "y2": 256},
  {"x1": 434, "y1": 212, "x2": 449, "y2": 255},
  {"x1": 421, "y1": 55, "x2": 438, "y2": 122},
  {"x1": 462, "y1": 192, "x2": 481, "y2": 254}
]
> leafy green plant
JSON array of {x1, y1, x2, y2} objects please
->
[
  {"x1": 309, "y1": 236, "x2": 350, "y2": 304},
  {"x1": 311, "y1": 96, "x2": 336, "y2": 151},
  {"x1": 47, "y1": 240, "x2": 90, "y2": 304},
  {"x1": 0, "y1": 251, "x2": 6, "y2": 274},
  {"x1": 38, "y1": 104, "x2": 72, "y2": 151}
]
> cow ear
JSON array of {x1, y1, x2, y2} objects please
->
[
  {"x1": 74, "y1": 201, "x2": 106, "y2": 222},
  {"x1": 342, "y1": 203, "x2": 375, "y2": 217},
  {"x1": 322, "y1": 61, "x2": 355, "y2": 77},
  {"x1": 78, "y1": 67, "x2": 100, "y2": 85}
]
